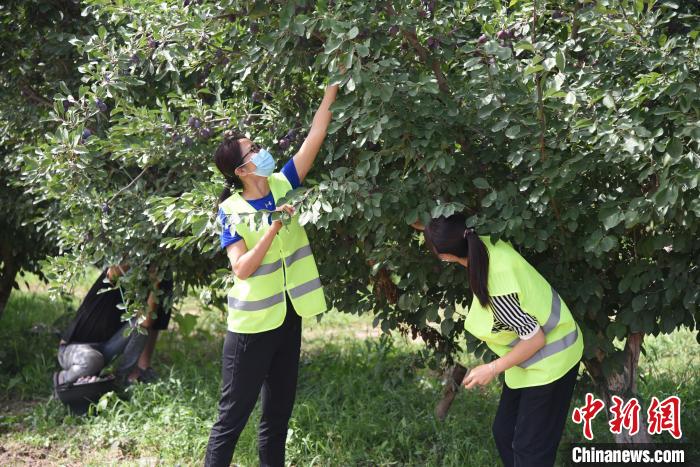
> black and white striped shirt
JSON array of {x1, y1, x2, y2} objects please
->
[{"x1": 490, "y1": 293, "x2": 540, "y2": 339}]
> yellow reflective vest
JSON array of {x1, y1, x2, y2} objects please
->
[
  {"x1": 219, "y1": 173, "x2": 327, "y2": 333},
  {"x1": 464, "y1": 237, "x2": 583, "y2": 388}
]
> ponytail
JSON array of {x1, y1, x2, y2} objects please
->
[
  {"x1": 216, "y1": 177, "x2": 235, "y2": 211},
  {"x1": 465, "y1": 229, "x2": 490, "y2": 307},
  {"x1": 213, "y1": 132, "x2": 245, "y2": 212}
]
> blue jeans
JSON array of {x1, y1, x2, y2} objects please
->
[{"x1": 57, "y1": 320, "x2": 148, "y2": 385}]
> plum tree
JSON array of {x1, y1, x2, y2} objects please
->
[{"x1": 17, "y1": 0, "x2": 700, "y2": 442}]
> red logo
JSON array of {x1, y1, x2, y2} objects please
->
[
  {"x1": 572, "y1": 393, "x2": 605, "y2": 440},
  {"x1": 572, "y1": 394, "x2": 683, "y2": 440},
  {"x1": 609, "y1": 396, "x2": 641, "y2": 436},
  {"x1": 647, "y1": 396, "x2": 682, "y2": 439}
]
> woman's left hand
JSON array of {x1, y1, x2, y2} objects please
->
[{"x1": 462, "y1": 363, "x2": 497, "y2": 389}]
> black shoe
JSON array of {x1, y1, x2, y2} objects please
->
[{"x1": 137, "y1": 366, "x2": 159, "y2": 384}]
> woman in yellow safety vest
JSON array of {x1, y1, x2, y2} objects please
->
[
  {"x1": 204, "y1": 82, "x2": 338, "y2": 467},
  {"x1": 414, "y1": 213, "x2": 583, "y2": 467}
]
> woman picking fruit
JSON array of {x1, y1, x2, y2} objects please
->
[
  {"x1": 413, "y1": 213, "x2": 583, "y2": 467},
  {"x1": 204, "y1": 79, "x2": 340, "y2": 467}
]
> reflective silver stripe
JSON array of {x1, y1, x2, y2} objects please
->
[
  {"x1": 541, "y1": 287, "x2": 561, "y2": 333},
  {"x1": 517, "y1": 328, "x2": 579, "y2": 369},
  {"x1": 228, "y1": 292, "x2": 285, "y2": 311},
  {"x1": 288, "y1": 277, "x2": 322, "y2": 299},
  {"x1": 249, "y1": 259, "x2": 283, "y2": 278},
  {"x1": 508, "y1": 287, "x2": 562, "y2": 347},
  {"x1": 285, "y1": 245, "x2": 313, "y2": 267}
]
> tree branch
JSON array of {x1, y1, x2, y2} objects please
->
[
  {"x1": 384, "y1": 1, "x2": 448, "y2": 94},
  {"x1": 107, "y1": 166, "x2": 150, "y2": 205},
  {"x1": 20, "y1": 84, "x2": 52, "y2": 108},
  {"x1": 532, "y1": 2, "x2": 546, "y2": 163}
]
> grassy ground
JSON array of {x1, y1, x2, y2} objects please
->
[{"x1": 0, "y1": 271, "x2": 698, "y2": 466}]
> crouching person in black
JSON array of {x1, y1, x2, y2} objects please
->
[{"x1": 55, "y1": 264, "x2": 173, "y2": 386}]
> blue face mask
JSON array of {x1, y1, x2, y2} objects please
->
[{"x1": 241, "y1": 148, "x2": 276, "y2": 177}]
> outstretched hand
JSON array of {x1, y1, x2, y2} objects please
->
[
  {"x1": 272, "y1": 204, "x2": 296, "y2": 229},
  {"x1": 462, "y1": 363, "x2": 497, "y2": 389}
]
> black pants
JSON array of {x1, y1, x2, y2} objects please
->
[
  {"x1": 205, "y1": 297, "x2": 302, "y2": 467},
  {"x1": 492, "y1": 362, "x2": 579, "y2": 467}
]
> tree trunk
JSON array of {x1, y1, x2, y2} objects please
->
[
  {"x1": 586, "y1": 333, "x2": 652, "y2": 443},
  {"x1": 0, "y1": 244, "x2": 19, "y2": 320}
]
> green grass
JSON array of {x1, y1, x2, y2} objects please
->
[{"x1": 1, "y1": 281, "x2": 698, "y2": 466}]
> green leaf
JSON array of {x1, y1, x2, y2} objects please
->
[
  {"x1": 440, "y1": 318, "x2": 454, "y2": 336},
  {"x1": 505, "y1": 125, "x2": 521, "y2": 139},
  {"x1": 356, "y1": 43, "x2": 369, "y2": 57},
  {"x1": 600, "y1": 235, "x2": 618, "y2": 252},
  {"x1": 514, "y1": 41, "x2": 535, "y2": 52},
  {"x1": 484, "y1": 41, "x2": 512, "y2": 60},
  {"x1": 473, "y1": 178, "x2": 490, "y2": 189},
  {"x1": 347, "y1": 26, "x2": 359, "y2": 40},
  {"x1": 524, "y1": 65, "x2": 544, "y2": 76},
  {"x1": 491, "y1": 119, "x2": 509, "y2": 132},
  {"x1": 599, "y1": 206, "x2": 624, "y2": 230},
  {"x1": 556, "y1": 49, "x2": 566, "y2": 71},
  {"x1": 602, "y1": 94, "x2": 616, "y2": 109},
  {"x1": 324, "y1": 36, "x2": 343, "y2": 54}
]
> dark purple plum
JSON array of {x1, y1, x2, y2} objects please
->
[
  {"x1": 95, "y1": 99, "x2": 107, "y2": 112},
  {"x1": 426, "y1": 36, "x2": 440, "y2": 49},
  {"x1": 188, "y1": 116, "x2": 201, "y2": 129}
]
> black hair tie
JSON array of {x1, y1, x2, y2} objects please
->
[
  {"x1": 463, "y1": 227, "x2": 476, "y2": 238},
  {"x1": 224, "y1": 177, "x2": 235, "y2": 189}
]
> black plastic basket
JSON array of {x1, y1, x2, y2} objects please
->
[{"x1": 55, "y1": 375, "x2": 117, "y2": 415}]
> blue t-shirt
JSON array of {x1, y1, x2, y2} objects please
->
[{"x1": 218, "y1": 158, "x2": 301, "y2": 249}]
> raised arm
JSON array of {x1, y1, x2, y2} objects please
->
[{"x1": 293, "y1": 84, "x2": 339, "y2": 183}]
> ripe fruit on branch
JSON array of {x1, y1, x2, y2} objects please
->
[
  {"x1": 199, "y1": 127, "x2": 213, "y2": 139},
  {"x1": 188, "y1": 116, "x2": 201, "y2": 129},
  {"x1": 95, "y1": 99, "x2": 107, "y2": 112}
]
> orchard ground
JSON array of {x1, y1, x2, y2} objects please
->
[{"x1": 1, "y1": 270, "x2": 698, "y2": 466}]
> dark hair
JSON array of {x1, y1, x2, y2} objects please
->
[
  {"x1": 214, "y1": 132, "x2": 246, "y2": 209},
  {"x1": 424, "y1": 213, "x2": 490, "y2": 307}
]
